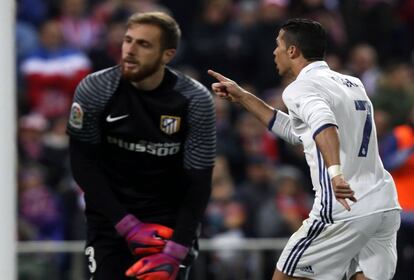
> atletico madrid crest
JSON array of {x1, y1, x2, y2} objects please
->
[{"x1": 160, "y1": 115, "x2": 181, "y2": 135}]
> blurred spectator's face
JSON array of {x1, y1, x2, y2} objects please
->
[
  {"x1": 388, "y1": 64, "x2": 411, "y2": 88},
  {"x1": 62, "y1": 0, "x2": 86, "y2": 18},
  {"x1": 121, "y1": 24, "x2": 175, "y2": 82},
  {"x1": 20, "y1": 169, "x2": 44, "y2": 190},
  {"x1": 224, "y1": 201, "x2": 246, "y2": 229},
  {"x1": 108, "y1": 22, "x2": 126, "y2": 46},
  {"x1": 278, "y1": 177, "x2": 299, "y2": 196},
  {"x1": 237, "y1": 1, "x2": 258, "y2": 26},
  {"x1": 350, "y1": 45, "x2": 377, "y2": 74},
  {"x1": 374, "y1": 109, "x2": 391, "y2": 139},
  {"x1": 237, "y1": 113, "x2": 265, "y2": 139},
  {"x1": 51, "y1": 117, "x2": 68, "y2": 135},
  {"x1": 211, "y1": 177, "x2": 234, "y2": 201},
  {"x1": 204, "y1": 0, "x2": 231, "y2": 24},
  {"x1": 19, "y1": 128, "x2": 44, "y2": 143},
  {"x1": 40, "y1": 21, "x2": 63, "y2": 50},
  {"x1": 260, "y1": 4, "x2": 286, "y2": 22},
  {"x1": 246, "y1": 162, "x2": 272, "y2": 184}
]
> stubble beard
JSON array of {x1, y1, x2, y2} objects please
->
[{"x1": 121, "y1": 55, "x2": 163, "y2": 83}]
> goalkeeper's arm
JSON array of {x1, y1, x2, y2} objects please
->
[
  {"x1": 70, "y1": 138, "x2": 173, "y2": 256},
  {"x1": 69, "y1": 137, "x2": 127, "y2": 223}
]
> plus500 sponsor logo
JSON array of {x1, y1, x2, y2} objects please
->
[{"x1": 107, "y1": 136, "x2": 180, "y2": 156}]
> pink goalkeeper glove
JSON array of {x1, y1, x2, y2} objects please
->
[
  {"x1": 115, "y1": 214, "x2": 173, "y2": 257},
  {"x1": 125, "y1": 240, "x2": 189, "y2": 280}
]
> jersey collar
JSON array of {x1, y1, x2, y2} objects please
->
[{"x1": 297, "y1": 61, "x2": 329, "y2": 80}]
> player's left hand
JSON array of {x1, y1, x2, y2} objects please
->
[
  {"x1": 331, "y1": 175, "x2": 357, "y2": 211},
  {"x1": 126, "y1": 241, "x2": 188, "y2": 280},
  {"x1": 126, "y1": 252, "x2": 179, "y2": 280}
]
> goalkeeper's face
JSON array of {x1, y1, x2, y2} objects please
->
[{"x1": 121, "y1": 24, "x2": 173, "y2": 82}]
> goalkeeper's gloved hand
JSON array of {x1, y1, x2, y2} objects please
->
[
  {"x1": 125, "y1": 240, "x2": 189, "y2": 280},
  {"x1": 115, "y1": 214, "x2": 173, "y2": 257}
]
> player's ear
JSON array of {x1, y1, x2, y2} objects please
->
[
  {"x1": 162, "y1": 49, "x2": 176, "y2": 64},
  {"x1": 287, "y1": 45, "x2": 300, "y2": 59}
]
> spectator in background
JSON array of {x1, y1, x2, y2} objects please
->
[
  {"x1": 58, "y1": 0, "x2": 103, "y2": 51},
  {"x1": 290, "y1": 0, "x2": 347, "y2": 55},
  {"x1": 18, "y1": 164, "x2": 65, "y2": 280},
  {"x1": 374, "y1": 109, "x2": 393, "y2": 156},
  {"x1": 186, "y1": 0, "x2": 234, "y2": 85},
  {"x1": 237, "y1": 155, "x2": 275, "y2": 237},
  {"x1": 18, "y1": 113, "x2": 70, "y2": 190},
  {"x1": 87, "y1": 19, "x2": 124, "y2": 71},
  {"x1": 372, "y1": 62, "x2": 414, "y2": 127},
  {"x1": 210, "y1": 200, "x2": 248, "y2": 280},
  {"x1": 18, "y1": 113, "x2": 48, "y2": 165},
  {"x1": 380, "y1": 105, "x2": 414, "y2": 279},
  {"x1": 17, "y1": 0, "x2": 49, "y2": 27},
  {"x1": 348, "y1": 43, "x2": 380, "y2": 97},
  {"x1": 256, "y1": 166, "x2": 312, "y2": 238},
  {"x1": 204, "y1": 156, "x2": 234, "y2": 236},
  {"x1": 256, "y1": 166, "x2": 312, "y2": 280},
  {"x1": 236, "y1": 112, "x2": 279, "y2": 162},
  {"x1": 21, "y1": 19, "x2": 91, "y2": 118},
  {"x1": 250, "y1": 0, "x2": 289, "y2": 91},
  {"x1": 215, "y1": 96, "x2": 249, "y2": 184},
  {"x1": 42, "y1": 115, "x2": 71, "y2": 187},
  {"x1": 18, "y1": 164, "x2": 64, "y2": 241}
]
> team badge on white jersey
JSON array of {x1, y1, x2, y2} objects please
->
[
  {"x1": 69, "y1": 102, "x2": 84, "y2": 129},
  {"x1": 160, "y1": 115, "x2": 181, "y2": 135}
]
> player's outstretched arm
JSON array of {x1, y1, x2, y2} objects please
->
[
  {"x1": 208, "y1": 69, "x2": 301, "y2": 145},
  {"x1": 208, "y1": 69, "x2": 275, "y2": 125}
]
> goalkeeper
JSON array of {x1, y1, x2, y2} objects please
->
[{"x1": 67, "y1": 12, "x2": 216, "y2": 280}]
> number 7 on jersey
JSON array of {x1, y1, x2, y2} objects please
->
[{"x1": 354, "y1": 100, "x2": 372, "y2": 157}]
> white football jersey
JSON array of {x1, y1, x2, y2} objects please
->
[{"x1": 276, "y1": 61, "x2": 400, "y2": 223}]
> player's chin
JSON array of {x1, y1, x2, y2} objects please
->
[{"x1": 122, "y1": 68, "x2": 140, "y2": 80}]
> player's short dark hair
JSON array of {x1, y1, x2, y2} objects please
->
[
  {"x1": 127, "y1": 12, "x2": 181, "y2": 50},
  {"x1": 281, "y1": 18, "x2": 326, "y2": 61}
]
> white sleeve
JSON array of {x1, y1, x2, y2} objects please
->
[
  {"x1": 283, "y1": 81, "x2": 337, "y2": 139},
  {"x1": 269, "y1": 110, "x2": 302, "y2": 145}
]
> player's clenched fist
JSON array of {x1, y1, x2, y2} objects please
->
[
  {"x1": 126, "y1": 241, "x2": 189, "y2": 280},
  {"x1": 116, "y1": 214, "x2": 173, "y2": 257}
]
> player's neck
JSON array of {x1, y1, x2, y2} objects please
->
[
  {"x1": 292, "y1": 59, "x2": 313, "y2": 78},
  {"x1": 131, "y1": 67, "x2": 165, "y2": 91}
]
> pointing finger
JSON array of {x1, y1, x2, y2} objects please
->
[{"x1": 207, "y1": 69, "x2": 231, "y2": 82}]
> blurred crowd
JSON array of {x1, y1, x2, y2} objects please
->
[{"x1": 16, "y1": 0, "x2": 414, "y2": 279}]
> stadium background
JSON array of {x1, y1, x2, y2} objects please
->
[{"x1": 15, "y1": 0, "x2": 414, "y2": 279}]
